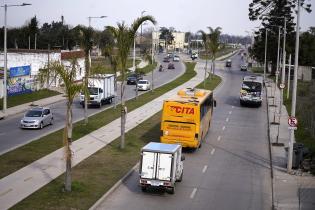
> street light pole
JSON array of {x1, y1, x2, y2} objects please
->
[
  {"x1": 140, "y1": 10, "x2": 146, "y2": 54},
  {"x1": 2, "y1": 3, "x2": 31, "y2": 116},
  {"x1": 263, "y1": 28, "x2": 268, "y2": 82},
  {"x1": 88, "y1": 16, "x2": 107, "y2": 28},
  {"x1": 288, "y1": 0, "x2": 300, "y2": 173}
]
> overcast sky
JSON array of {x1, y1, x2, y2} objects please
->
[{"x1": 1, "y1": 0, "x2": 315, "y2": 36}]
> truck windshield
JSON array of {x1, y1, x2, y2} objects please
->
[
  {"x1": 242, "y1": 81, "x2": 262, "y2": 92},
  {"x1": 88, "y1": 87, "x2": 98, "y2": 95}
]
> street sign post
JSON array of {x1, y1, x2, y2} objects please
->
[
  {"x1": 280, "y1": 83, "x2": 285, "y2": 89},
  {"x1": 288, "y1": 117, "x2": 298, "y2": 130}
]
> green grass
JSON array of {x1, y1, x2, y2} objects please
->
[
  {"x1": 11, "y1": 62, "x2": 221, "y2": 210},
  {"x1": 283, "y1": 80, "x2": 315, "y2": 173},
  {"x1": 90, "y1": 58, "x2": 141, "y2": 74},
  {"x1": 199, "y1": 47, "x2": 237, "y2": 60},
  {"x1": 0, "y1": 62, "x2": 196, "y2": 180},
  {"x1": 0, "y1": 89, "x2": 61, "y2": 110},
  {"x1": 250, "y1": 67, "x2": 264, "y2": 74}
]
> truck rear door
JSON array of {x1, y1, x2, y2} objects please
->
[
  {"x1": 140, "y1": 152, "x2": 157, "y2": 179},
  {"x1": 156, "y1": 153, "x2": 172, "y2": 181}
]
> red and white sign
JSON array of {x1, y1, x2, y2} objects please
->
[
  {"x1": 279, "y1": 83, "x2": 285, "y2": 89},
  {"x1": 288, "y1": 117, "x2": 298, "y2": 127}
]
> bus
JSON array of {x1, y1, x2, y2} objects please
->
[
  {"x1": 160, "y1": 88, "x2": 216, "y2": 149},
  {"x1": 240, "y1": 75, "x2": 263, "y2": 107}
]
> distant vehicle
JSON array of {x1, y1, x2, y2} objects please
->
[
  {"x1": 240, "y1": 75, "x2": 263, "y2": 107},
  {"x1": 137, "y1": 80, "x2": 151, "y2": 91},
  {"x1": 139, "y1": 142, "x2": 184, "y2": 194},
  {"x1": 226, "y1": 59, "x2": 232, "y2": 67},
  {"x1": 127, "y1": 73, "x2": 143, "y2": 85},
  {"x1": 163, "y1": 57, "x2": 170, "y2": 62},
  {"x1": 160, "y1": 88, "x2": 216, "y2": 148},
  {"x1": 191, "y1": 52, "x2": 198, "y2": 60},
  {"x1": 173, "y1": 55, "x2": 180, "y2": 62},
  {"x1": 80, "y1": 74, "x2": 115, "y2": 108},
  {"x1": 168, "y1": 63, "x2": 175, "y2": 69},
  {"x1": 240, "y1": 64, "x2": 248, "y2": 71},
  {"x1": 167, "y1": 53, "x2": 174, "y2": 58},
  {"x1": 20, "y1": 107, "x2": 53, "y2": 129}
]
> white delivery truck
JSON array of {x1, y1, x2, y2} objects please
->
[
  {"x1": 139, "y1": 142, "x2": 184, "y2": 194},
  {"x1": 80, "y1": 74, "x2": 115, "y2": 108}
]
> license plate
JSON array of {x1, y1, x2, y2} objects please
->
[{"x1": 150, "y1": 180, "x2": 161, "y2": 186}]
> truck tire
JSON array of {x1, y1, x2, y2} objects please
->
[
  {"x1": 141, "y1": 186, "x2": 147, "y2": 192},
  {"x1": 177, "y1": 171, "x2": 183, "y2": 182},
  {"x1": 167, "y1": 186, "x2": 175, "y2": 194},
  {"x1": 81, "y1": 104, "x2": 85, "y2": 108},
  {"x1": 98, "y1": 102, "x2": 101, "y2": 108}
]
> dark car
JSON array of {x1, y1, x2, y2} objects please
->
[
  {"x1": 127, "y1": 73, "x2": 143, "y2": 85},
  {"x1": 163, "y1": 57, "x2": 170, "y2": 62},
  {"x1": 240, "y1": 64, "x2": 248, "y2": 71},
  {"x1": 168, "y1": 63, "x2": 175, "y2": 69},
  {"x1": 226, "y1": 59, "x2": 232, "y2": 67}
]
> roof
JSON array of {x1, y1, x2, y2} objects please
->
[
  {"x1": 243, "y1": 75, "x2": 263, "y2": 83},
  {"x1": 164, "y1": 88, "x2": 212, "y2": 105},
  {"x1": 61, "y1": 51, "x2": 85, "y2": 60},
  {"x1": 142, "y1": 142, "x2": 181, "y2": 153}
]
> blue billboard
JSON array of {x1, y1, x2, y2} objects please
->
[
  {"x1": 9, "y1": 65, "x2": 31, "y2": 78},
  {"x1": 7, "y1": 65, "x2": 33, "y2": 96}
]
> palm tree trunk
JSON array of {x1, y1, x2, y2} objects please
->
[
  {"x1": 120, "y1": 79, "x2": 126, "y2": 149},
  {"x1": 84, "y1": 54, "x2": 90, "y2": 124},
  {"x1": 64, "y1": 101, "x2": 73, "y2": 192},
  {"x1": 204, "y1": 58, "x2": 208, "y2": 88}
]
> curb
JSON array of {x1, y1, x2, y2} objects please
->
[{"x1": 89, "y1": 163, "x2": 139, "y2": 210}]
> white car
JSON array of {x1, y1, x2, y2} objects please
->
[
  {"x1": 20, "y1": 107, "x2": 53, "y2": 129},
  {"x1": 137, "y1": 80, "x2": 151, "y2": 91},
  {"x1": 173, "y1": 55, "x2": 180, "y2": 62}
]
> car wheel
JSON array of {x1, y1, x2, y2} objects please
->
[
  {"x1": 50, "y1": 118, "x2": 54, "y2": 125},
  {"x1": 167, "y1": 186, "x2": 175, "y2": 194},
  {"x1": 40, "y1": 122, "x2": 43, "y2": 129},
  {"x1": 141, "y1": 186, "x2": 147, "y2": 192}
]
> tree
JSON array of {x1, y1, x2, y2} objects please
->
[
  {"x1": 37, "y1": 59, "x2": 85, "y2": 192},
  {"x1": 79, "y1": 26, "x2": 94, "y2": 124},
  {"x1": 107, "y1": 15, "x2": 156, "y2": 149},
  {"x1": 248, "y1": 0, "x2": 311, "y2": 73},
  {"x1": 299, "y1": 27, "x2": 315, "y2": 66},
  {"x1": 159, "y1": 27, "x2": 174, "y2": 53}
]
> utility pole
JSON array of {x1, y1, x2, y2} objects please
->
[
  {"x1": 34, "y1": 33, "x2": 37, "y2": 50},
  {"x1": 288, "y1": 0, "x2": 300, "y2": 173},
  {"x1": 287, "y1": 54, "x2": 292, "y2": 99},
  {"x1": 263, "y1": 28, "x2": 268, "y2": 82}
]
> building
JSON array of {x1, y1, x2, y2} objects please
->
[
  {"x1": 0, "y1": 49, "x2": 86, "y2": 97},
  {"x1": 152, "y1": 31, "x2": 185, "y2": 51}
]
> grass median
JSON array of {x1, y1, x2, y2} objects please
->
[
  {"x1": 11, "y1": 66, "x2": 221, "y2": 210},
  {"x1": 0, "y1": 89, "x2": 60, "y2": 110},
  {"x1": 0, "y1": 62, "x2": 196, "y2": 179}
]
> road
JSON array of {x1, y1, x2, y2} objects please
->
[
  {"x1": 95, "y1": 54, "x2": 272, "y2": 210},
  {"x1": 0, "y1": 54, "x2": 186, "y2": 155}
]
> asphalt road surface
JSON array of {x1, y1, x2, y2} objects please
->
[
  {"x1": 95, "y1": 54, "x2": 272, "y2": 210},
  {"x1": 0, "y1": 53, "x2": 186, "y2": 155}
]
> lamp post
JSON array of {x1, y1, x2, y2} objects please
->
[
  {"x1": 263, "y1": 28, "x2": 268, "y2": 82},
  {"x1": 140, "y1": 10, "x2": 146, "y2": 55},
  {"x1": 1, "y1": 3, "x2": 31, "y2": 116},
  {"x1": 88, "y1": 16, "x2": 107, "y2": 28},
  {"x1": 288, "y1": 0, "x2": 301, "y2": 173}
]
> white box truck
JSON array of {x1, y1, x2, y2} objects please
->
[
  {"x1": 139, "y1": 142, "x2": 184, "y2": 194},
  {"x1": 80, "y1": 74, "x2": 115, "y2": 108}
]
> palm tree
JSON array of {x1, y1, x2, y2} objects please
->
[
  {"x1": 37, "y1": 58, "x2": 85, "y2": 192},
  {"x1": 208, "y1": 27, "x2": 222, "y2": 76},
  {"x1": 198, "y1": 30, "x2": 210, "y2": 88},
  {"x1": 107, "y1": 15, "x2": 156, "y2": 149},
  {"x1": 79, "y1": 27, "x2": 94, "y2": 124}
]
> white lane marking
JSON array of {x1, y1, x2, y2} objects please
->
[
  {"x1": 0, "y1": 188, "x2": 12, "y2": 197},
  {"x1": 229, "y1": 111, "x2": 232, "y2": 115},
  {"x1": 222, "y1": 126, "x2": 226, "y2": 131},
  {"x1": 24, "y1": 177, "x2": 32, "y2": 182},
  {"x1": 232, "y1": 106, "x2": 235, "y2": 109},
  {"x1": 190, "y1": 188, "x2": 197, "y2": 199},
  {"x1": 202, "y1": 165, "x2": 208, "y2": 173},
  {"x1": 217, "y1": 136, "x2": 221, "y2": 141},
  {"x1": 211, "y1": 148, "x2": 215, "y2": 155},
  {"x1": 226, "y1": 118, "x2": 229, "y2": 122}
]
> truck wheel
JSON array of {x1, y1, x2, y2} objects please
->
[
  {"x1": 177, "y1": 171, "x2": 183, "y2": 182},
  {"x1": 98, "y1": 102, "x2": 101, "y2": 108},
  {"x1": 167, "y1": 186, "x2": 175, "y2": 194},
  {"x1": 82, "y1": 104, "x2": 85, "y2": 108},
  {"x1": 141, "y1": 186, "x2": 147, "y2": 192}
]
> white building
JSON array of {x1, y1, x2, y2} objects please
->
[
  {"x1": 0, "y1": 49, "x2": 86, "y2": 97},
  {"x1": 152, "y1": 31, "x2": 185, "y2": 51}
]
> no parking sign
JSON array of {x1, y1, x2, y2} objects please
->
[{"x1": 288, "y1": 117, "x2": 298, "y2": 130}]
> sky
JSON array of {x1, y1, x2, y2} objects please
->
[{"x1": 1, "y1": 0, "x2": 315, "y2": 36}]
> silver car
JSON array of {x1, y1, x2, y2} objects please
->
[{"x1": 20, "y1": 107, "x2": 53, "y2": 129}]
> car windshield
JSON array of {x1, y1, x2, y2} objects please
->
[
  {"x1": 88, "y1": 87, "x2": 98, "y2": 95},
  {"x1": 138, "y1": 80, "x2": 147, "y2": 84},
  {"x1": 25, "y1": 110, "x2": 43, "y2": 117},
  {"x1": 242, "y1": 81, "x2": 262, "y2": 92}
]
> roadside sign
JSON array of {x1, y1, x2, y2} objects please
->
[
  {"x1": 279, "y1": 83, "x2": 285, "y2": 89},
  {"x1": 288, "y1": 126, "x2": 298, "y2": 130},
  {"x1": 276, "y1": 71, "x2": 280, "y2": 75},
  {"x1": 288, "y1": 117, "x2": 298, "y2": 127}
]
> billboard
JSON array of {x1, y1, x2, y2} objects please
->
[{"x1": 7, "y1": 65, "x2": 33, "y2": 96}]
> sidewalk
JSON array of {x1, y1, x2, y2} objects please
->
[
  {"x1": 265, "y1": 79, "x2": 315, "y2": 209},
  {"x1": 0, "y1": 61, "x2": 205, "y2": 210}
]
